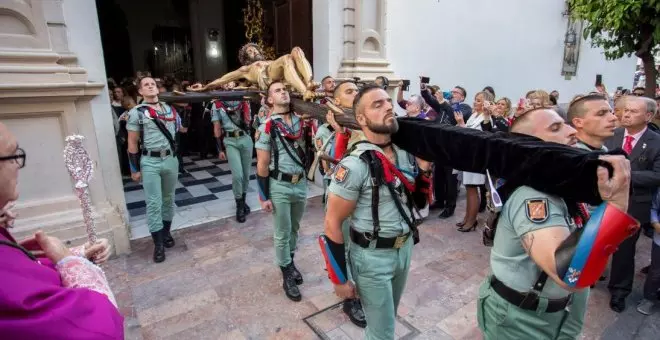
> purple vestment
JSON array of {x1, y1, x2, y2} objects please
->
[{"x1": 0, "y1": 228, "x2": 124, "y2": 339}]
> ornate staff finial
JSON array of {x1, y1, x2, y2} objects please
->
[{"x1": 64, "y1": 135, "x2": 97, "y2": 244}]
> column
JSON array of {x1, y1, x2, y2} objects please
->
[
  {"x1": 336, "y1": 0, "x2": 396, "y2": 82},
  {"x1": 0, "y1": 0, "x2": 131, "y2": 254}
]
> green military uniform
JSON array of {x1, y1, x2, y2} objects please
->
[
  {"x1": 255, "y1": 114, "x2": 307, "y2": 267},
  {"x1": 315, "y1": 124, "x2": 353, "y2": 275},
  {"x1": 252, "y1": 105, "x2": 270, "y2": 131},
  {"x1": 126, "y1": 103, "x2": 179, "y2": 234},
  {"x1": 314, "y1": 123, "x2": 336, "y2": 198},
  {"x1": 210, "y1": 100, "x2": 254, "y2": 200},
  {"x1": 555, "y1": 140, "x2": 609, "y2": 339},
  {"x1": 328, "y1": 141, "x2": 418, "y2": 339},
  {"x1": 478, "y1": 185, "x2": 588, "y2": 340}
]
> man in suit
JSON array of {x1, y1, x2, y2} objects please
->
[{"x1": 605, "y1": 95, "x2": 660, "y2": 312}]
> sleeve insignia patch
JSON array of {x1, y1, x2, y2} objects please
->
[
  {"x1": 333, "y1": 164, "x2": 349, "y2": 183},
  {"x1": 525, "y1": 198, "x2": 549, "y2": 223},
  {"x1": 315, "y1": 138, "x2": 323, "y2": 150}
]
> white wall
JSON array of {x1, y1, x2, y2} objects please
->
[
  {"x1": 312, "y1": 0, "x2": 636, "y2": 106},
  {"x1": 61, "y1": 0, "x2": 127, "y2": 219},
  {"x1": 312, "y1": 0, "x2": 344, "y2": 80},
  {"x1": 385, "y1": 0, "x2": 636, "y2": 104}
]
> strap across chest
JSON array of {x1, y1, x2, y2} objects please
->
[{"x1": 268, "y1": 119, "x2": 306, "y2": 170}]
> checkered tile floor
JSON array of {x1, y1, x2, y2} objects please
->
[{"x1": 123, "y1": 155, "x2": 324, "y2": 239}]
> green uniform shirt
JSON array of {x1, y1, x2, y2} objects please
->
[
  {"x1": 327, "y1": 141, "x2": 417, "y2": 238},
  {"x1": 314, "y1": 123, "x2": 336, "y2": 179},
  {"x1": 210, "y1": 100, "x2": 249, "y2": 133},
  {"x1": 252, "y1": 105, "x2": 269, "y2": 131},
  {"x1": 490, "y1": 185, "x2": 576, "y2": 299},
  {"x1": 126, "y1": 103, "x2": 177, "y2": 151},
  {"x1": 255, "y1": 114, "x2": 307, "y2": 176}
]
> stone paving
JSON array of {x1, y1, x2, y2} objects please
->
[{"x1": 105, "y1": 195, "x2": 658, "y2": 340}]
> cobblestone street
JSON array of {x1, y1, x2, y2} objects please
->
[{"x1": 106, "y1": 196, "x2": 658, "y2": 340}]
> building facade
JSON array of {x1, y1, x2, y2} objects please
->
[
  {"x1": 0, "y1": 0, "x2": 636, "y2": 254},
  {"x1": 0, "y1": 0, "x2": 130, "y2": 253}
]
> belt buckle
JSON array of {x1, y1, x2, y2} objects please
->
[
  {"x1": 291, "y1": 174, "x2": 300, "y2": 183},
  {"x1": 160, "y1": 149, "x2": 167, "y2": 159},
  {"x1": 519, "y1": 290, "x2": 540, "y2": 310},
  {"x1": 233, "y1": 131, "x2": 239, "y2": 137},
  {"x1": 393, "y1": 235, "x2": 407, "y2": 248}
]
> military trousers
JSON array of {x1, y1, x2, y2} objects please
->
[
  {"x1": 271, "y1": 178, "x2": 307, "y2": 267},
  {"x1": 477, "y1": 276, "x2": 587, "y2": 340},
  {"x1": 349, "y1": 236, "x2": 412, "y2": 340},
  {"x1": 225, "y1": 134, "x2": 254, "y2": 199},
  {"x1": 141, "y1": 154, "x2": 179, "y2": 233}
]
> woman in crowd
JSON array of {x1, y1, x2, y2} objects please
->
[
  {"x1": 528, "y1": 89, "x2": 552, "y2": 108},
  {"x1": 494, "y1": 97, "x2": 512, "y2": 130},
  {"x1": 453, "y1": 91, "x2": 494, "y2": 232}
]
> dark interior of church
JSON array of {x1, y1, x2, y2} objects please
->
[{"x1": 95, "y1": 0, "x2": 312, "y2": 84}]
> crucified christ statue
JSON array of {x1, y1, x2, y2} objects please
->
[{"x1": 187, "y1": 43, "x2": 319, "y2": 100}]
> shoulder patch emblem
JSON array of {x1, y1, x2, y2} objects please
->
[
  {"x1": 525, "y1": 198, "x2": 549, "y2": 223},
  {"x1": 333, "y1": 164, "x2": 349, "y2": 183},
  {"x1": 314, "y1": 138, "x2": 323, "y2": 150}
]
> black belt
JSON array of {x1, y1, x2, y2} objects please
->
[
  {"x1": 490, "y1": 275, "x2": 571, "y2": 313},
  {"x1": 350, "y1": 227, "x2": 410, "y2": 249},
  {"x1": 226, "y1": 130, "x2": 246, "y2": 138},
  {"x1": 142, "y1": 149, "x2": 172, "y2": 158},
  {"x1": 270, "y1": 169, "x2": 304, "y2": 184}
]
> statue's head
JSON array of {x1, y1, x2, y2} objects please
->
[{"x1": 239, "y1": 43, "x2": 265, "y2": 66}]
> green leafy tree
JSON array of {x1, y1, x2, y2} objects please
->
[{"x1": 568, "y1": 0, "x2": 659, "y2": 97}]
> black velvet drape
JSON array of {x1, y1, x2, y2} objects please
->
[{"x1": 392, "y1": 118, "x2": 626, "y2": 206}]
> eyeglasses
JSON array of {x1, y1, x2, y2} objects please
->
[{"x1": 0, "y1": 147, "x2": 26, "y2": 168}]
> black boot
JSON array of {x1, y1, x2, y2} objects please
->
[
  {"x1": 163, "y1": 220, "x2": 175, "y2": 248},
  {"x1": 343, "y1": 299, "x2": 367, "y2": 328},
  {"x1": 290, "y1": 253, "x2": 303, "y2": 284},
  {"x1": 280, "y1": 264, "x2": 302, "y2": 301},
  {"x1": 236, "y1": 198, "x2": 246, "y2": 223},
  {"x1": 151, "y1": 230, "x2": 166, "y2": 263},
  {"x1": 242, "y1": 193, "x2": 251, "y2": 215},
  {"x1": 439, "y1": 206, "x2": 455, "y2": 219}
]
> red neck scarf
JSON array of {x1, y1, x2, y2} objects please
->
[
  {"x1": 272, "y1": 115, "x2": 304, "y2": 140},
  {"x1": 145, "y1": 105, "x2": 177, "y2": 122},
  {"x1": 373, "y1": 151, "x2": 415, "y2": 192}
]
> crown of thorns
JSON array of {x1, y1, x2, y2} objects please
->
[{"x1": 239, "y1": 43, "x2": 264, "y2": 66}]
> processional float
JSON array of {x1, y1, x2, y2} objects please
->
[{"x1": 159, "y1": 44, "x2": 638, "y2": 288}]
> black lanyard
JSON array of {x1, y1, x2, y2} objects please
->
[{"x1": 0, "y1": 239, "x2": 38, "y2": 261}]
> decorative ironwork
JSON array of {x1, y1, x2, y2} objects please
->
[{"x1": 243, "y1": 0, "x2": 276, "y2": 60}]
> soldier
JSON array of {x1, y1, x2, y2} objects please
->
[
  {"x1": 210, "y1": 99, "x2": 253, "y2": 223},
  {"x1": 561, "y1": 95, "x2": 617, "y2": 337},
  {"x1": 313, "y1": 81, "x2": 366, "y2": 327},
  {"x1": 320, "y1": 85, "x2": 432, "y2": 339},
  {"x1": 569, "y1": 94, "x2": 617, "y2": 153},
  {"x1": 127, "y1": 77, "x2": 180, "y2": 263},
  {"x1": 255, "y1": 81, "x2": 309, "y2": 301},
  {"x1": 477, "y1": 107, "x2": 632, "y2": 339}
]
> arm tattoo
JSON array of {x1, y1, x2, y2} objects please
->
[{"x1": 521, "y1": 233, "x2": 535, "y2": 255}]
